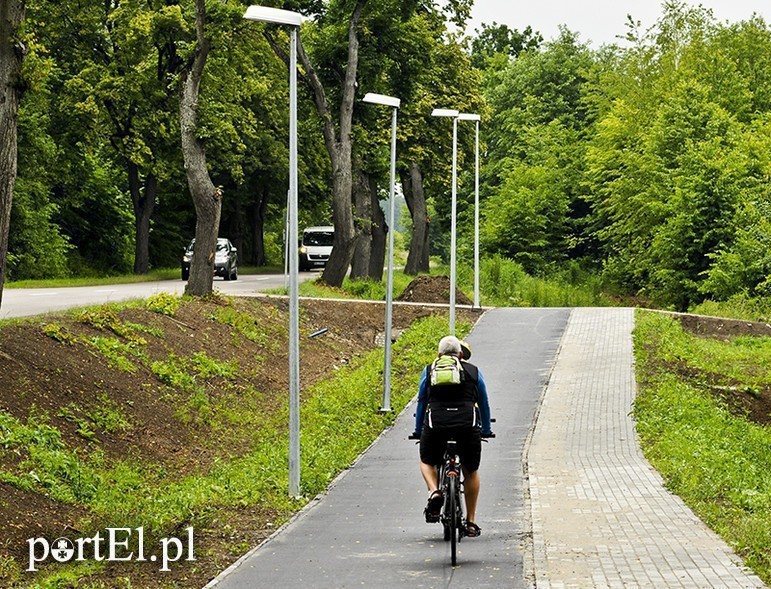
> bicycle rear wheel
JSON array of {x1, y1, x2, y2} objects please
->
[{"x1": 448, "y1": 474, "x2": 458, "y2": 566}]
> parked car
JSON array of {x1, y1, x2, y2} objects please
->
[
  {"x1": 299, "y1": 226, "x2": 334, "y2": 271},
  {"x1": 181, "y1": 237, "x2": 238, "y2": 281}
]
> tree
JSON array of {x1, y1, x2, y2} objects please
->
[
  {"x1": 469, "y1": 21, "x2": 541, "y2": 70},
  {"x1": 370, "y1": 4, "x2": 484, "y2": 275},
  {"x1": 271, "y1": 0, "x2": 366, "y2": 287},
  {"x1": 0, "y1": 0, "x2": 26, "y2": 306},
  {"x1": 180, "y1": 0, "x2": 221, "y2": 296},
  {"x1": 481, "y1": 29, "x2": 596, "y2": 273}
]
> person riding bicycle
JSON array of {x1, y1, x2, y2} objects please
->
[{"x1": 412, "y1": 335, "x2": 493, "y2": 538}]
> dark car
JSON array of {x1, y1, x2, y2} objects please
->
[{"x1": 181, "y1": 238, "x2": 238, "y2": 281}]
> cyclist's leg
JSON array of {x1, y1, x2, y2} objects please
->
[
  {"x1": 419, "y1": 428, "x2": 444, "y2": 492},
  {"x1": 420, "y1": 460, "x2": 439, "y2": 492},
  {"x1": 420, "y1": 428, "x2": 446, "y2": 521},
  {"x1": 462, "y1": 467, "x2": 480, "y2": 523},
  {"x1": 459, "y1": 428, "x2": 482, "y2": 526}
]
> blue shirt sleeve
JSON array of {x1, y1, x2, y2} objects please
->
[
  {"x1": 477, "y1": 369, "x2": 492, "y2": 434},
  {"x1": 414, "y1": 366, "x2": 429, "y2": 434}
]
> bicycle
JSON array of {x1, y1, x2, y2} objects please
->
[{"x1": 410, "y1": 425, "x2": 495, "y2": 567}]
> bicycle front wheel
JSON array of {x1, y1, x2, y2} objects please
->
[{"x1": 449, "y1": 474, "x2": 458, "y2": 566}]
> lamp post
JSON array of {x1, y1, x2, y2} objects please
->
[
  {"x1": 431, "y1": 108, "x2": 460, "y2": 334},
  {"x1": 458, "y1": 113, "x2": 481, "y2": 309},
  {"x1": 362, "y1": 93, "x2": 401, "y2": 413},
  {"x1": 244, "y1": 5, "x2": 304, "y2": 497}
]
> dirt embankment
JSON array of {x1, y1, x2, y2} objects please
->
[
  {"x1": 666, "y1": 310, "x2": 771, "y2": 339},
  {"x1": 655, "y1": 310, "x2": 771, "y2": 428},
  {"x1": 397, "y1": 275, "x2": 474, "y2": 306},
  {"x1": 0, "y1": 290, "x2": 480, "y2": 588}
]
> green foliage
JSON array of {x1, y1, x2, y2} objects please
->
[
  {"x1": 0, "y1": 556, "x2": 21, "y2": 585},
  {"x1": 480, "y1": 29, "x2": 596, "y2": 274},
  {"x1": 7, "y1": 312, "x2": 463, "y2": 588},
  {"x1": 151, "y1": 355, "x2": 197, "y2": 391},
  {"x1": 151, "y1": 350, "x2": 237, "y2": 424},
  {"x1": 76, "y1": 307, "x2": 147, "y2": 344},
  {"x1": 634, "y1": 311, "x2": 771, "y2": 582},
  {"x1": 7, "y1": 268, "x2": 180, "y2": 288},
  {"x1": 700, "y1": 195, "x2": 771, "y2": 300},
  {"x1": 584, "y1": 8, "x2": 771, "y2": 309},
  {"x1": 691, "y1": 294, "x2": 771, "y2": 323},
  {"x1": 211, "y1": 306, "x2": 272, "y2": 347},
  {"x1": 87, "y1": 395, "x2": 132, "y2": 434},
  {"x1": 190, "y1": 352, "x2": 238, "y2": 380},
  {"x1": 0, "y1": 410, "x2": 102, "y2": 503},
  {"x1": 88, "y1": 337, "x2": 144, "y2": 373},
  {"x1": 297, "y1": 314, "x2": 468, "y2": 494},
  {"x1": 476, "y1": 5, "x2": 771, "y2": 310},
  {"x1": 146, "y1": 292, "x2": 182, "y2": 317},
  {"x1": 457, "y1": 255, "x2": 610, "y2": 308},
  {"x1": 42, "y1": 322, "x2": 74, "y2": 344},
  {"x1": 469, "y1": 21, "x2": 542, "y2": 70}
]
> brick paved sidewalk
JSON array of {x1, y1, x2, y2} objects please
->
[{"x1": 527, "y1": 308, "x2": 766, "y2": 588}]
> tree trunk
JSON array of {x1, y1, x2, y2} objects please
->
[
  {"x1": 128, "y1": 163, "x2": 157, "y2": 274},
  {"x1": 402, "y1": 161, "x2": 430, "y2": 274},
  {"x1": 180, "y1": 0, "x2": 220, "y2": 296},
  {"x1": 350, "y1": 168, "x2": 372, "y2": 279},
  {"x1": 295, "y1": 1, "x2": 366, "y2": 287},
  {"x1": 368, "y1": 174, "x2": 386, "y2": 281},
  {"x1": 0, "y1": 0, "x2": 26, "y2": 307},
  {"x1": 249, "y1": 188, "x2": 269, "y2": 266}
]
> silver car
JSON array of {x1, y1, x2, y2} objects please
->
[{"x1": 182, "y1": 238, "x2": 238, "y2": 281}]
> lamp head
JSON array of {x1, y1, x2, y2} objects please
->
[
  {"x1": 363, "y1": 93, "x2": 401, "y2": 108},
  {"x1": 243, "y1": 5, "x2": 304, "y2": 26}
]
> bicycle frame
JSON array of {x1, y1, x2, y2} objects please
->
[{"x1": 438, "y1": 439, "x2": 464, "y2": 565}]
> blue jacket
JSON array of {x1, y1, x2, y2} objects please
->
[{"x1": 414, "y1": 360, "x2": 492, "y2": 435}]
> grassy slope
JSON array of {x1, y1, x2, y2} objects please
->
[
  {"x1": 0, "y1": 293, "x2": 469, "y2": 587},
  {"x1": 633, "y1": 310, "x2": 771, "y2": 583}
]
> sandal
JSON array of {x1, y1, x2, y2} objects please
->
[
  {"x1": 424, "y1": 490, "x2": 443, "y2": 523},
  {"x1": 464, "y1": 521, "x2": 481, "y2": 537}
]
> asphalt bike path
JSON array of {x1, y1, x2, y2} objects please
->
[{"x1": 208, "y1": 307, "x2": 571, "y2": 589}]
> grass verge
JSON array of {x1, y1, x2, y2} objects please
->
[
  {"x1": 691, "y1": 293, "x2": 771, "y2": 323},
  {"x1": 633, "y1": 310, "x2": 771, "y2": 583},
  {"x1": 1, "y1": 303, "x2": 467, "y2": 587}
]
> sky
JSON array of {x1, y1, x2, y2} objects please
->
[{"x1": 467, "y1": 0, "x2": 770, "y2": 46}]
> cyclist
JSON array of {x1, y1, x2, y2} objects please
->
[{"x1": 412, "y1": 335, "x2": 493, "y2": 538}]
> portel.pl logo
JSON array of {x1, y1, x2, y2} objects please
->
[{"x1": 27, "y1": 527, "x2": 195, "y2": 572}]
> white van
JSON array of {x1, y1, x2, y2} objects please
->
[{"x1": 299, "y1": 226, "x2": 334, "y2": 271}]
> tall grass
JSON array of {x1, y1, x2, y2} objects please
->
[
  {"x1": 691, "y1": 293, "x2": 771, "y2": 323},
  {"x1": 457, "y1": 255, "x2": 611, "y2": 307},
  {"x1": 633, "y1": 311, "x2": 771, "y2": 583},
  {"x1": 289, "y1": 255, "x2": 610, "y2": 309}
]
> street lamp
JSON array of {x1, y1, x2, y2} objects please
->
[
  {"x1": 431, "y1": 108, "x2": 460, "y2": 334},
  {"x1": 363, "y1": 92, "x2": 401, "y2": 413},
  {"x1": 244, "y1": 4, "x2": 303, "y2": 497},
  {"x1": 458, "y1": 113, "x2": 481, "y2": 309}
]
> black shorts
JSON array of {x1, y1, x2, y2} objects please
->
[{"x1": 419, "y1": 427, "x2": 482, "y2": 472}]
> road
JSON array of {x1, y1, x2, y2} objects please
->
[
  {"x1": 208, "y1": 307, "x2": 571, "y2": 589},
  {"x1": 0, "y1": 272, "x2": 317, "y2": 319}
]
